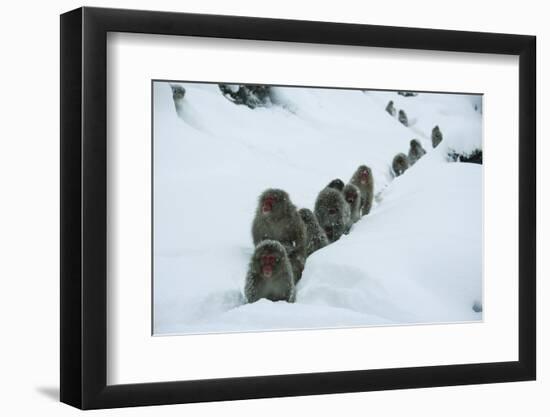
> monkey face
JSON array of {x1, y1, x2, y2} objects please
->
[
  {"x1": 262, "y1": 195, "x2": 276, "y2": 214},
  {"x1": 259, "y1": 252, "x2": 280, "y2": 278},
  {"x1": 345, "y1": 190, "x2": 357, "y2": 205},
  {"x1": 259, "y1": 189, "x2": 288, "y2": 216},
  {"x1": 359, "y1": 168, "x2": 370, "y2": 184}
]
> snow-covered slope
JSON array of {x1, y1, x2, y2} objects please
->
[{"x1": 153, "y1": 82, "x2": 482, "y2": 335}]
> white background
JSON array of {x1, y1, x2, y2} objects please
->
[{"x1": 0, "y1": 0, "x2": 545, "y2": 416}]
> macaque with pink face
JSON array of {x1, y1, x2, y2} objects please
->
[
  {"x1": 343, "y1": 183, "x2": 362, "y2": 227},
  {"x1": 244, "y1": 240, "x2": 296, "y2": 303},
  {"x1": 349, "y1": 165, "x2": 374, "y2": 216},
  {"x1": 252, "y1": 189, "x2": 307, "y2": 282}
]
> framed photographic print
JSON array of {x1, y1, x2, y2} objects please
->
[{"x1": 60, "y1": 6, "x2": 536, "y2": 410}]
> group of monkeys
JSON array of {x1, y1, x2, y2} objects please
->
[
  {"x1": 385, "y1": 99, "x2": 444, "y2": 177},
  {"x1": 244, "y1": 125, "x2": 444, "y2": 305},
  {"x1": 244, "y1": 165, "x2": 374, "y2": 304},
  {"x1": 391, "y1": 125, "x2": 443, "y2": 177},
  {"x1": 168, "y1": 85, "x2": 446, "y2": 305}
]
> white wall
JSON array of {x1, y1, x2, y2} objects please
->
[{"x1": 0, "y1": 0, "x2": 545, "y2": 415}]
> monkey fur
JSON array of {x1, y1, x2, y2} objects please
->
[
  {"x1": 252, "y1": 188, "x2": 307, "y2": 282},
  {"x1": 244, "y1": 240, "x2": 296, "y2": 303},
  {"x1": 398, "y1": 109, "x2": 409, "y2": 126},
  {"x1": 343, "y1": 183, "x2": 362, "y2": 226},
  {"x1": 298, "y1": 208, "x2": 329, "y2": 257},
  {"x1": 349, "y1": 165, "x2": 374, "y2": 216},
  {"x1": 314, "y1": 187, "x2": 351, "y2": 242},
  {"x1": 392, "y1": 153, "x2": 410, "y2": 177},
  {"x1": 432, "y1": 125, "x2": 443, "y2": 148},
  {"x1": 408, "y1": 139, "x2": 426, "y2": 166},
  {"x1": 327, "y1": 178, "x2": 345, "y2": 192}
]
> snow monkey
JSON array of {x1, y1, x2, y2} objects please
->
[
  {"x1": 327, "y1": 178, "x2": 345, "y2": 192},
  {"x1": 385, "y1": 100, "x2": 396, "y2": 117},
  {"x1": 170, "y1": 84, "x2": 186, "y2": 114},
  {"x1": 398, "y1": 109, "x2": 409, "y2": 126},
  {"x1": 244, "y1": 240, "x2": 296, "y2": 303},
  {"x1": 343, "y1": 183, "x2": 362, "y2": 226},
  {"x1": 252, "y1": 189, "x2": 307, "y2": 282},
  {"x1": 314, "y1": 187, "x2": 351, "y2": 243},
  {"x1": 408, "y1": 139, "x2": 427, "y2": 166},
  {"x1": 298, "y1": 208, "x2": 329, "y2": 257},
  {"x1": 349, "y1": 165, "x2": 374, "y2": 216},
  {"x1": 432, "y1": 125, "x2": 443, "y2": 148},
  {"x1": 392, "y1": 153, "x2": 410, "y2": 177}
]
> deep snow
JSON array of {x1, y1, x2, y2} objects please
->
[{"x1": 153, "y1": 82, "x2": 482, "y2": 335}]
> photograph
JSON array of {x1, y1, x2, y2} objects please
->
[{"x1": 152, "y1": 81, "x2": 483, "y2": 336}]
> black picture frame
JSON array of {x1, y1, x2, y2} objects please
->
[{"x1": 60, "y1": 6, "x2": 536, "y2": 410}]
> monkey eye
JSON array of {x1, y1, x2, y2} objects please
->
[{"x1": 328, "y1": 208, "x2": 337, "y2": 214}]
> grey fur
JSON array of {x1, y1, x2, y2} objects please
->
[
  {"x1": 298, "y1": 208, "x2": 329, "y2": 257},
  {"x1": 472, "y1": 301, "x2": 483, "y2": 313},
  {"x1": 392, "y1": 153, "x2": 410, "y2": 177},
  {"x1": 385, "y1": 100, "x2": 396, "y2": 116},
  {"x1": 343, "y1": 183, "x2": 362, "y2": 226},
  {"x1": 170, "y1": 84, "x2": 185, "y2": 100},
  {"x1": 314, "y1": 187, "x2": 351, "y2": 243},
  {"x1": 349, "y1": 165, "x2": 374, "y2": 216},
  {"x1": 244, "y1": 240, "x2": 296, "y2": 303},
  {"x1": 398, "y1": 109, "x2": 408, "y2": 126},
  {"x1": 251, "y1": 189, "x2": 307, "y2": 282},
  {"x1": 432, "y1": 125, "x2": 443, "y2": 148},
  {"x1": 408, "y1": 139, "x2": 426, "y2": 166},
  {"x1": 170, "y1": 84, "x2": 186, "y2": 115},
  {"x1": 327, "y1": 178, "x2": 345, "y2": 192}
]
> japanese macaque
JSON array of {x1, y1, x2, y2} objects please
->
[
  {"x1": 252, "y1": 189, "x2": 307, "y2": 282},
  {"x1": 349, "y1": 165, "x2": 374, "y2": 216},
  {"x1": 170, "y1": 84, "x2": 186, "y2": 115},
  {"x1": 343, "y1": 183, "x2": 362, "y2": 226},
  {"x1": 398, "y1": 109, "x2": 409, "y2": 126},
  {"x1": 327, "y1": 178, "x2": 345, "y2": 192},
  {"x1": 385, "y1": 100, "x2": 396, "y2": 116},
  {"x1": 432, "y1": 125, "x2": 443, "y2": 148},
  {"x1": 392, "y1": 153, "x2": 409, "y2": 177},
  {"x1": 244, "y1": 240, "x2": 296, "y2": 303},
  {"x1": 408, "y1": 139, "x2": 427, "y2": 165},
  {"x1": 472, "y1": 301, "x2": 483, "y2": 313},
  {"x1": 298, "y1": 208, "x2": 329, "y2": 257},
  {"x1": 314, "y1": 187, "x2": 351, "y2": 243}
]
